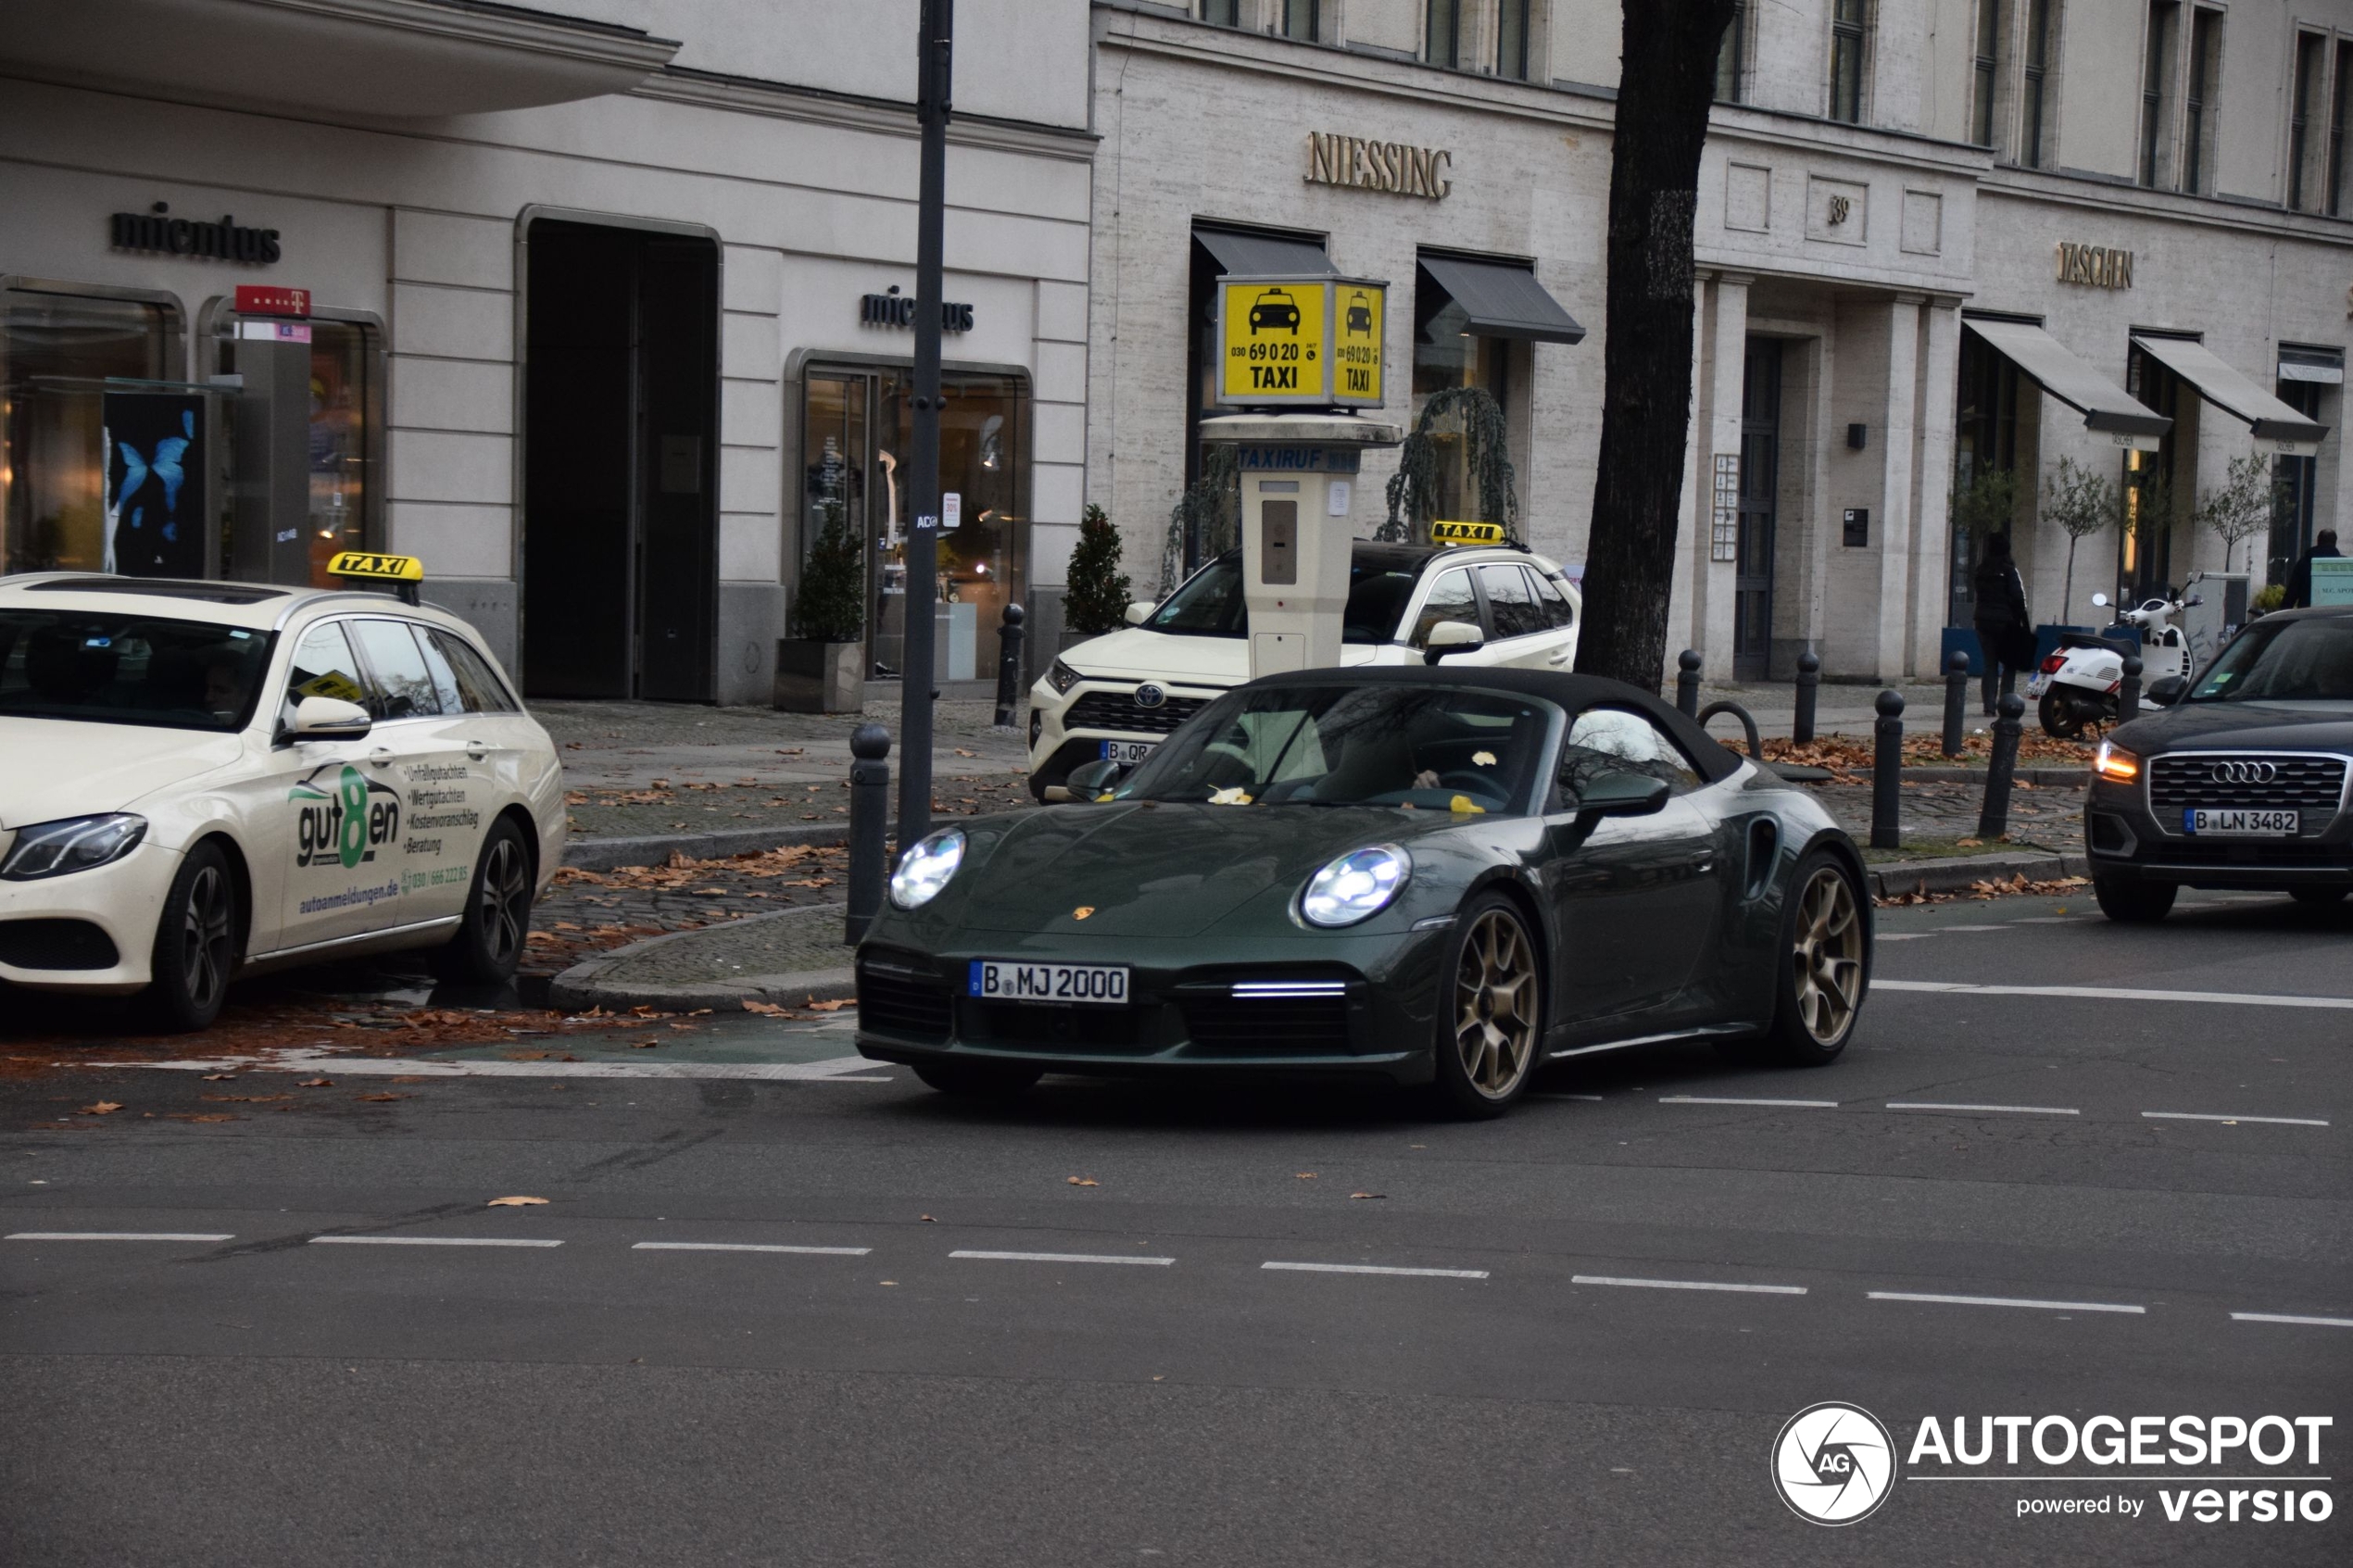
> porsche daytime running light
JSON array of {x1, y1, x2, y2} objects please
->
[
  {"x1": 1299, "y1": 845, "x2": 1410, "y2": 928},
  {"x1": 1, "y1": 813, "x2": 147, "y2": 881},
  {"x1": 1047, "y1": 659, "x2": 1083, "y2": 696},
  {"x1": 2094, "y1": 740, "x2": 2139, "y2": 782},
  {"x1": 889, "y1": 827, "x2": 966, "y2": 909}
]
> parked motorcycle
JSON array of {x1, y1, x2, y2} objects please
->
[{"x1": 2025, "y1": 580, "x2": 2203, "y2": 739}]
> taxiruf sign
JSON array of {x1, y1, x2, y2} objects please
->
[{"x1": 1214, "y1": 273, "x2": 1386, "y2": 408}]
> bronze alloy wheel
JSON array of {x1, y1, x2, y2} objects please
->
[
  {"x1": 1454, "y1": 907, "x2": 1541, "y2": 1100},
  {"x1": 1790, "y1": 864, "x2": 1865, "y2": 1045},
  {"x1": 178, "y1": 861, "x2": 233, "y2": 1014},
  {"x1": 478, "y1": 835, "x2": 531, "y2": 968}
]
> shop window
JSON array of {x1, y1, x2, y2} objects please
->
[
  {"x1": 1949, "y1": 329, "x2": 2022, "y2": 628},
  {"x1": 1829, "y1": 0, "x2": 1869, "y2": 124},
  {"x1": 2, "y1": 285, "x2": 187, "y2": 577},
  {"x1": 2268, "y1": 380, "x2": 2324, "y2": 589},
  {"x1": 2120, "y1": 343, "x2": 2183, "y2": 598},
  {"x1": 210, "y1": 310, "x2": 384, "y2": 587},
  {"x1": 1715, "y1": 0, "x2": 1748, "y2": 103},
  {"x1": 800, "y1": 366, "x2": 1027, "y2": 684},
  {"x1": 2140, "y1": 3, "x2": 2177, "y2": 188},
  {"x1": 1411, "y1": 282, "x2": 1516, "y2": 526}
]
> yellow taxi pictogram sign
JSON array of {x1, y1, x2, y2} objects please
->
[
  {"x1": 1430, "y1": 520, "x2": 1506, "y2": 546},
  {"x1": 1214, "y1": 273, "x2": 1386, "y2": 409},
  {"x1": 326, "y1": 551, "x2": 423, "y2": 583}
]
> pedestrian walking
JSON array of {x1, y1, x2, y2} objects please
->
[
  {"x1": 2284, "y1": 529, "x2": 2342, "y2": 609},
  {"x1": 1970, "y1": 533, "x2": 2036, "y2": 715}
]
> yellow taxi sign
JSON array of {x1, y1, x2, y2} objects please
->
[
  {"x1": 327, "y1": 551, "x2": 423, "y2": 583},
  {"x1": 1214, "y1": 273, "x2": 1387, "y2": 409},
  {"x1": 1430, "y1": 520, "x2": 1505, "y2": 546}
]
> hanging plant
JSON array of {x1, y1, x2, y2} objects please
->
[
  {"x1": 1161, "y1": 442, "x2": 1240, "y2": 592},
  {"x1": 1380, "y1": 385, "x2": 1519, "y2": 545}
]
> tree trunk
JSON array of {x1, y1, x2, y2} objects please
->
[
  {"x1": 1575, "y1": 0, "x2": 1738, "y2": 690},
  {"x1": 2062, "y1": 537, "x2": 2076, "y2": 625}
]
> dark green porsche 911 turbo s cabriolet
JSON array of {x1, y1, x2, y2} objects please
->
[{"x1": 855, "y1": 668, "x2": 1870, "y2": 1117}]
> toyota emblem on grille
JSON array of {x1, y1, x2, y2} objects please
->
[
  {"x1": 1134, "y1": 684, "x2": 1166, "y2": 709},
  {"x1": 2208, "y1": 759, "x2": 2278, "y2": 784}
]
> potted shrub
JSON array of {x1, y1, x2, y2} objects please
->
[
  {"x1": 1060, "y1": 503, "x2": 1133, "y2": 653},
  {"x1": 775, "y1": 500, "x2": 864, "y2": 712}
]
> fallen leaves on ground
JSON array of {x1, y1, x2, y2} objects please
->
[
  {"x1": 1295, "y1": 1173, "x2": 1317, "y2": 1180},
  {"x1": 166, "y1": 1112, "x2": 236, "y2": 1123},
  {"x1": 630, "y1": 1040, "x2": 660, "y2": 1049},
  {"x1": 298, "y1": 1078, "x2": 333, "y2": 1087},
  {"x1": 742, "y1": 1000, "x2": 801, "y2": 1017},
  {"x1": 1066, "y1": 1176, "x2": 1099, "y2": 1187},
  {"x1": 805, "y1": 997, "x2": 852, "y2": 1012},
  {"x1": 78, "y1": 1101, "x2": 121, "y2": 1115},
  {"x1": 486, "y1": 1196, "x2": 548, "y2": 1207},
  {"x1": 202, "y1": 1093, "x2": 289, "y2": 1104},
  {"x1": 199, "y1": 1073, "x2": 236, "y2": 1082},
  {"x1": 354, "y1": 1092, "x2": 409, "y2": 1103},
  {"x1": 1877, "y1": 872, "x2": 2091, "y2": 908},
  {"x1": 1349, "y1": 1191, "x2": 1387, "y2": 1200}
]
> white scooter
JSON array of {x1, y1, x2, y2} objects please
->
[{"x1": 2025, "y1": 580, "x2": 2202, "y2": 739}]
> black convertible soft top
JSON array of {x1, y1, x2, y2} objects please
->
[{"x1": 1230, "y1": 664, "x2": 1746, "y2": 785}]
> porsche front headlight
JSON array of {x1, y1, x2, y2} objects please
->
[
  {"x1": 888, "y1": 827, "x2": 966, "y2": 909},
  {"x1": 1, "y1": 813, "x2": 147, "y2": 881},
  {"x1": 1299, "y1": 845, "x2": 1410, "y2": 928}
]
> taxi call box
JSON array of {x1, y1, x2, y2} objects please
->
[{"x1": 1215, "y1": 273, "x2": 1387, "y2": 408}]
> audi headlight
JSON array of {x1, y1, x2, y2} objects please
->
[
  {"x1": 1298, "y1": 845, "x2": 1410, "y2": 928},
  {"x1": 2093, "y1": 740, "x2": 2139, "y2": 782},
  {"x1": 1, "y1": 813, "x2": 148, "y2": 881},
  {"x1": 888, "y1": 827, "x2": 966, "y2": 909},
  {"x1": 1047, "y1": 659, "x2": 1083, "y2": 696}
]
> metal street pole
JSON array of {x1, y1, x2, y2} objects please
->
[{"x1": 896, "y1": 0, "x2": 952, "y2": 855}]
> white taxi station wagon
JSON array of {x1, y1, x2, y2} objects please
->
[
  {"x1": 0, "y1": 556, "x2": 564, "y2": 1028},
  {"x1": 1027, "y1": 530, "x2": 1580, "y2": 800}
]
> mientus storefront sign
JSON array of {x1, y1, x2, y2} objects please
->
[
  {"x1": 1303, "y1": 132, "x2": 1451, "y2": 200},
  {"x1": 109, "y1": 202, "x2": 282, "y2": 264}
]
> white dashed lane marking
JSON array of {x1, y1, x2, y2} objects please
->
[
  {"x1": 1659, "y1": 1096, "x2": 1839, "y2": 1109},
  {"x1": 309, "y1": 1236, "x2": 562, "y2": 1248},
  {"x1": 1875, "y1": 980, "x2": 2353, "y2": 1010},
  {"x1": 2233, "y1": 1312, "x2": 2353, "y2": 1329},
  {"x1": 1869, "y1": 1291, "x2": 2145, "y2": 1315},
  {"x1": 1886, "y1": 1102, "x2": 2080, "y2": 1116},
  {"x1": 633, "y1": 1242, "x2": 870, "y2": 1256},
  {"x1": 1572, "y1": 1274, "x2": 1806, "y2": 1296},
  {"x1": 2144, "y1": 1111, "x2": 2331, "y2": 1127},
  {"x1": 6, "y1": 1231, "x2": 233, "y2": 1243},
  {"x1": 950, "y1": 1249, "x2": 1175, "y2": 1267},
  {"x1": 1263, "y1": 1261, "x2": 1489, "y2": 1280}
]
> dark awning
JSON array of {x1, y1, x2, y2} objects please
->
[
  {"x1": 1963, "y1": 318, "x2": 2171, "y2": 443},
  {"x1": 1416, "y1": 255, "x2": 1586, "y2": 345},
  {"x1": 1193, "y1": 228, "x2": 1335, "y2": 277},
  {"x1": 2131, "y1": 334, "x2": 2331, "y2": 446}
]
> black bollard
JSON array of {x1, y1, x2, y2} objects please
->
[
  {"x1": 1942, "y1": 648, "x2": 1970, "y2": 758},
  {"x1": 1793, "y1": 648, "x2": 1820, "y2": 746},
  {"x1": 845, "y1": 723, "x2": 891, "y2": 946},
  {"x1": 1977, "y1": 694, "x2": 2024, "y2": 840},
  {"x1": 1676, "y1": 649, "x2": 1702, "y2": 718},
  {"x1": 2117, "y1": 653, "x2": 2142, "y2": 728},
  {"x1": 993, "y1": 602, "x2": 1026, "y2": 729},
  {"x1": 1871, "y1": 689, "x2": 1905, "y2": 850}
]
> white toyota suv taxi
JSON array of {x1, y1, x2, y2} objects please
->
[
  {"x1": 0, "y1": 569, "x2": 564, "y2": 1029},
  {"x1": 1027, "y1": 540, "x2": 1580, "y2": 799}
]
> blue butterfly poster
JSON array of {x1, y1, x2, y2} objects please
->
[{"x1": 104, "y1": 392, "x2": 209, "y2": 578}]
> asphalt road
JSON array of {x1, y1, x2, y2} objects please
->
[{"x1": 5, "y1": 890, "x2": 2349, "y2": 1566}]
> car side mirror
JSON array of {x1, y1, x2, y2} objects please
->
[
  {"x1": 1422, "y1": 620, "x2": 1485, "y2": 665},
  {"x1": 1063, "y1": 758, "x2": 1127, "y2": 800},
  {"x1": 286, "y1": 695, "x2": 371, "y2": 741},
  {"x1": 1124, "y1": 601, "x2": 1154, "y2": 627},
  {"x1": 1574, "y1": 770, "x2": 1670, "y2": 822},
  {"x1": 2145, "y1": 674, "x2": 2186, "y2": 707}
]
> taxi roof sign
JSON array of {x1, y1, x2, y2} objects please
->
[
  {"x1": 1430, "y1": 520, "x2": 1506, "y2": 546},
  {"x1": 1214, "y1": 272, "x2": 1386, "y2": 410},
  {"x1": 327, "y1": 551, "x2": 424, "y2": 604}
]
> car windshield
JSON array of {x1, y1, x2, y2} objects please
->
[
  {"x1": 1115, "y1": 684, "x2": 1552, "y2": 812},
  {"x1": 2188, "y1": 617, "x2": 2353, "y2": 703},
  {"x1": 1142, "y1": 554, "x2": 1426, "y2": 644},
  {"x1": 0, "y1": 609, "x2": 272, "y2": 732}
]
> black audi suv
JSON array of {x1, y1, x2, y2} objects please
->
[{"x1": 2083, "y1": 605, "x2": 2353, "y2": 922}]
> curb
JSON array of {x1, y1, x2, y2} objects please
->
[
  {"x1": 1867, "y1": 850, "x2": 2088, "y2": 902},
  {"x1": 561, "y1": 821, "x2": 849, "y2": 873},
  {"x1": 547, "y1": 904, "x2": 858, "y2": 1012}
]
